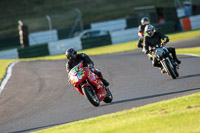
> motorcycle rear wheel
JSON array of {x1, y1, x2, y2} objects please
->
[{"x1": 82, "y1": 86, "x2": 100, "y2": 107}]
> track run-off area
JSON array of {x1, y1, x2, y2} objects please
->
[{"x1": 0, "y1": 38, "x2": 200, "y2": 133}]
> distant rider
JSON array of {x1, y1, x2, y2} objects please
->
[
  {"x1": 66, "y1": 48, "x2": 109, "y2": 88},
  {"x1": 143, "y1": 24, "x2": 181, "y2": 73},
  {"x1": 137, "y1": 17, "x2": 150, "y2": 48}
]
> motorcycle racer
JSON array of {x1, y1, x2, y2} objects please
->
[
  {"x1": 66, "y1": 48, "x2": 109, "y2": 88},
  {"x1": 137, "y1": 17, "x2": 150, "y2": 48},
  {"x1": 143, "y1": 24, "x2": 181, "y2": 72}
]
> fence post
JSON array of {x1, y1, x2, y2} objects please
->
[{"x1": 46, "y1": 15, "x2": 54, "y2": 41}]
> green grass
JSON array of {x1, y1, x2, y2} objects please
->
[
  {"x1": 177, "y1": 47, "x2": 200, "y2": 55},
  {"x1": 0, "y1": 60, "x2": 16, "y2": 82},
  {"x1": 33, "y1": 92, "x2": 200, "y2": 133},
  {"x1": 168, "y1": 29, "x2": 200, "y2": 42}
]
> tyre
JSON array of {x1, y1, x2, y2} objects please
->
[
  {"x1": 103, "y1": 89, "x2": 113, "y2": 103},
  {"x1": 164, "y1": 59, "x2": 177, "y2": 79},
  {"x1": 174, "y1": 68, "x2": 179, "y2": 77},
  {"x1": 82, "y1": 86, "x2": 100, "y2": 107}
]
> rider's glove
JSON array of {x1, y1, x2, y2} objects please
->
[{"x1": 164, "y1": 37, "x2": 169, "y2": 43}]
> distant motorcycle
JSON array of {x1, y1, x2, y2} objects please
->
[
  {"x1": 68, "y1": 62, "x2": 113, "y2": 106},
  {"x1": 149, "y1": 43, "x2": 179, "y2": 79}
]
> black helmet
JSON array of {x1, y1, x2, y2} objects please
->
[
  {"x1": 65, "y1": 48, "x2": 77, "y2": 60},
  {"x1": 141, "y1": 17, "x2": 150, "y2": 25}
]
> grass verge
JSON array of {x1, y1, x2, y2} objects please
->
[
  {"x1": 177, "y1": 47, "x2": 200, "y2": 55},
  {"x1": 0, "y1": 60, "x2": 16, "y2": 83},
  {"x1": 33, "y1": 92, "x2": 200, "y2": 133}
]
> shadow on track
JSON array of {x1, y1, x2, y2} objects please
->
[
  {"x1": 10, "y1": 121, "x2": 74, "y2": 133},
  {"x1": 110, "y1": 87, "x2": 200, "y2": 105},
  {"x1": 178, "y1": 73, "x2": 200, "y2": 79}
]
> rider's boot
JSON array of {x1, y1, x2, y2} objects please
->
[
  {"x1": 137, "y1": 38, "x2": 143, "y2": 48},
  {"x1": 170, "y1": 48, "x2": 181, "y2": 64},
  {"x1": 99, "y1": 77, "x2": 109, "y2": 90},
  {"x1": 175, "y1": 59, "x2": 181, "y2": 64},
  {"x1": 101, "y1": 78, "x2": 109, "y2": 87},
  {"x1": 94, "y1": 70, "x2": 110, "y2": 88}
]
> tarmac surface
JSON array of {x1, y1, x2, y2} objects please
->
[{"x1": 0, "y1": 38, "x2": 200, "y2": 133}]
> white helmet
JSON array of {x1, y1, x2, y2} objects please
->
[{"x1": 144, "y1": 24, "x2": 155, "y2": 37}]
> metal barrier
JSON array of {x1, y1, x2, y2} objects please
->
[
  {"x1": 48, "y1": 37, "x2": 82, "y2": 55},
  {"x1": 110, "y1": 28, "x2": 138, "y2": 44},
  {"x1": 91, "y1": 19, "x2": 127, "y2": 32},
  {"x1": 18, "y1": 44, "x2": 49, "y2": 58}
]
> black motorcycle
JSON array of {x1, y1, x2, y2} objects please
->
[{"x1": 149, "y1": 43, "x2": 179, "y2": 79}]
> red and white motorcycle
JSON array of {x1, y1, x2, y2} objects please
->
[{"x1": 68, "y1": 62, "x2": 113, "y2": 106}]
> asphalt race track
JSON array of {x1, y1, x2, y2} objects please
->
[{"x1": 0, "y1": 38, "x2": 200, "y2": 133}]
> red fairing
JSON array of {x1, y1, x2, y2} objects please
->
[
  {"x1": 68, "y1": 62, "x2": 107, "y2": 102},
  {"x1": 87, "y1": 72, "x2": 106, "y2": 101}
]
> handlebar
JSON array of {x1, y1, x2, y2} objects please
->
[
  {"x1": 147, "y1": 42, "x2": 167, "y2": 54},
  {"x1": 161, "y1": 42, "x2": 167, "y2": 47}
]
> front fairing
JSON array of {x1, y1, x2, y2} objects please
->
[
  {"x1": 69, "y1": 67, "x2": 89, "y2": 86},
  {"x1": 69, "y1": 64, "x2": 106, "y2": 100}
]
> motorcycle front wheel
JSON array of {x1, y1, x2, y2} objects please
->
[
  {"x1": 82, "y1": 86, "x2": 100, "y2": 107},
  {"x1": 164, "y1": 59, "x2": 177, "y2": 79},
  {"x1": 103, "y1": 89, "x2": 113, "y2": 103}
]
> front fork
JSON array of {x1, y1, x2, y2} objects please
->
[
  {"x1": 160, "y1": 57, "x2": 174, "y2": 73},
  {"x1": 160, "y1": 60, "x2": 168, "y2": 72}
]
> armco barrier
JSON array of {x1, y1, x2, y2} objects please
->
[
  {"x1": 48, "y1": 37, "x2": 82, "y2": 55},
  {"x1": 81, "y1": 35, "x2": 112, "y2": 49},
  {"x1": 190, "y1": 15, "x2": 200, "y2": 30},
  {"x1": 180, "y1": 14, "x2": 200, "y2": 31},
  {"x1": 29, "y1": 30, "x2": 58, "y2": 46},
  {"x1": 91, "y1": 19, "x2": 127, "y2": 32},
  {"x1": 0, "y1": 48, "x2": 18, "y2": 59},
  {"x1": 57, "y1": 24, "x2": 91, "y2": 40},
  {"x1": 18, "y1": 43, "x2": 49, "y2": 58},
  {"x1": 110, "y1": 28, "x2": 138, "y2": 44},
  {"x1": 180, "y1": 17, "x2": 192, "y2": 31}
]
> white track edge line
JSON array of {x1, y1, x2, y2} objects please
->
[
  {"x1": 0, "y1": 61, "x2": 20, "y2": 95},
  {"x1": 179, "y1": 54, "x2": 200, "y2": 57}
]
